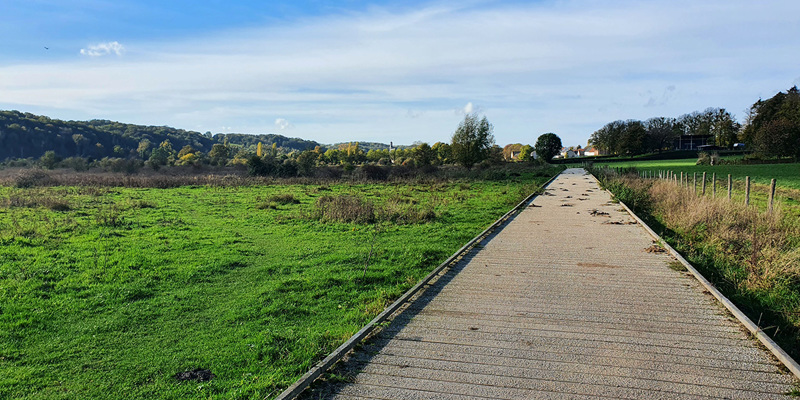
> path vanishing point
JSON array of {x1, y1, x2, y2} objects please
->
[{"x1": 301, "y1": 168, "x2": 798, "y2": 399}]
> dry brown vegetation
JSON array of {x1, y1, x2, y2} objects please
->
[
  {"x1": 311, "y1": 194, "x2": 436, "y2": 225},
  {"x1": 606, "y1": 173, "x2": 800, "y2": 353},
  {"x1": 617, "y1": 175, "x2": 800, "y2": 288},
  {"x1": 0, "y1": 163, "x2": 554, "y2": 189},
  {"x1": 640, "y1": 178, "x2": 800, "y2": 292}
]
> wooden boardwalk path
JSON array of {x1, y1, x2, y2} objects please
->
[{"x1": 304, "y1": 168, "x2": 797, "y2": 399}]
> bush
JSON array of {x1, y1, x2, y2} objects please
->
[
  {"x1": 314, "y1": 166, "x2": 342, "y2": 180},
  {"x1": 40, "y1": 151, "x2": 60, "y2": 170},
  {"x1": 98, "y1": 157, "x2": 142, "y2": 174},
  {"x1": 696, "y1": 152, "x2": 721, "y2": 166},
  {"x1": 360, "y1": 164, "x2": 389, "y2": 181},
  {"x1": 14, "y1": 170, "x2": 52, "y2": 188},
  {"x1": 247, "y1": 156, "x2": 274, "y2": 176},
  {"x1": 61, "y1": 157, "x2": 89, "y2": 172},
  {"x1": 313, "y1": 195, "x2": 375, "y2": 223},
  {"x1": 276, "y1": 159, "x2": 298, "y2": 178}
]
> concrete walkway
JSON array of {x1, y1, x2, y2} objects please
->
[{"x1": 308, "y1": 168, "x2": 796, "y2": 399}]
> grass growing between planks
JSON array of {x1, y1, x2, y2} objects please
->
[
  {"x1": 593, "y1": 169, "x2": 800, "y2": 360},
  {"x1": 0, "y1": 167, "x2": 558, "y2": 400}
]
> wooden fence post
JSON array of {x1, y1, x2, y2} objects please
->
[
  {"x1": 712, "y1": 172, "x2": 717, "y2": 197},
  {"x1": 728, "y1": 174, "x2": 732, "y2": 200},
  {"x1": 769, "y1": 179, "x2": 776, "y2": 213},
  {"x1": 702, "y1": 172, "x2": 707, "y2": 195},
  {"x1": 693, "y1": 172, "x2": 697, "y2": 194},
  {"x1": 745, "y1": 176, "x2": 751, "y2": 206}
]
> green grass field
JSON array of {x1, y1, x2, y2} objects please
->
[{"x1": 0, "y1": 170, "x2": 556, "y2": 399}]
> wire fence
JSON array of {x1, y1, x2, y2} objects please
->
[{"x1": 632, "y1": 168, "x2": 780, "y2": 213}]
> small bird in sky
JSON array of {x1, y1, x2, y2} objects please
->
[{"x1": 44, "y1": 46, "x2": 49, "y2": 50}]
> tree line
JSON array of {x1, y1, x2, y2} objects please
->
[
  {"x1": 589, "y1": 108, "x2": 739, "y2": 156},
  {"x1": 3, "y1": 108, "x2": 565, "y2": 177},
  {"x1": 588, "y1": 86, "x2": 800, "y2": 159},
  {"x1": 0, "y1": 110, "x2": 321, "y2": 162}
]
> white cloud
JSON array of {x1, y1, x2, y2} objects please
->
[
  {"x1": 80, "y1": 41, "x2": 125, "y2": 57},
  {"x1": 406, "y1": 109, "x2": 423, "y2": 118},
  {"x1": 644, "y1": 85, "x2": 677, "y2": 108},
  {"x1": 274, "y1": 118, "x2": 293, "y2": 130}
]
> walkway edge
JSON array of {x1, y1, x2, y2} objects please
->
[
  {"x1": 274, "y1": 171, "x2": 562, "y2": 400},
  {"x1": 614, "y1": 193, "x2": 800, "y2": 380}
]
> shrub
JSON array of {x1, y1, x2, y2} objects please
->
[
  {"x1": 40, "y1": 151, "x2": 60, "y2": 169},
  {"x1": 313, "y1": 195, "x2": 374, "y2": 223},
  {"x1": 360, "y1": 164, "x2": 389, "y2": 181},
  {"x1": 98, "y1": 157, "x2": 142, "y2": 174},
  {"x1": 247, "y1": 156, "x2": 272, "y2": 177},
  {"x1": 14, "y1": 170, "x2": 52, "y2": 188},
  {"x1": 61, "y1": 157, "x2": 89, "y2": 172},
  {"x1": 276, "y1": 159, "x2": 298, "y2": 178},
  {"x1": 696, "y1": 152, "x2": 721, "y2": 166},
  {"x1": 314, "y1": 167, "x2": 342, "y2": 180}
]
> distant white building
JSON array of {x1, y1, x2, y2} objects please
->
[
  {"x1": 584, "y1": 147, "x2": 606, "y2": 156},
  {"x1": 559, "y1": 148, "x2": 578, "y2": 158}
]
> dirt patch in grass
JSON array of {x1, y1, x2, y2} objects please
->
[{"x1": 174, "y1": 369, "x2": 215, "y2": 382}]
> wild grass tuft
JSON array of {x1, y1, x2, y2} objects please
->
[
  {"x1": 313, "y1": 195, "x2": 375, "y2": 224},
  {"x1": 1, "y1": 190, "x2": 70, "y2": 211},
  {"x1": 267, "y1": 193, "x2": 300, "y2": 205}
]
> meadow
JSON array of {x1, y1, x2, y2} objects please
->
[{"x1": 0, "y1": 166, "x2": 558, "y2": 399}]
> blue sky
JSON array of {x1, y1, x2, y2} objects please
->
[{"x1": 1, "y1": 0, "x2": 799, "y2": 146}]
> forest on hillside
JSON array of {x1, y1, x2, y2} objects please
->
[{"x1": 0, "y1": 110, "x2": 322, "y2": 161}]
